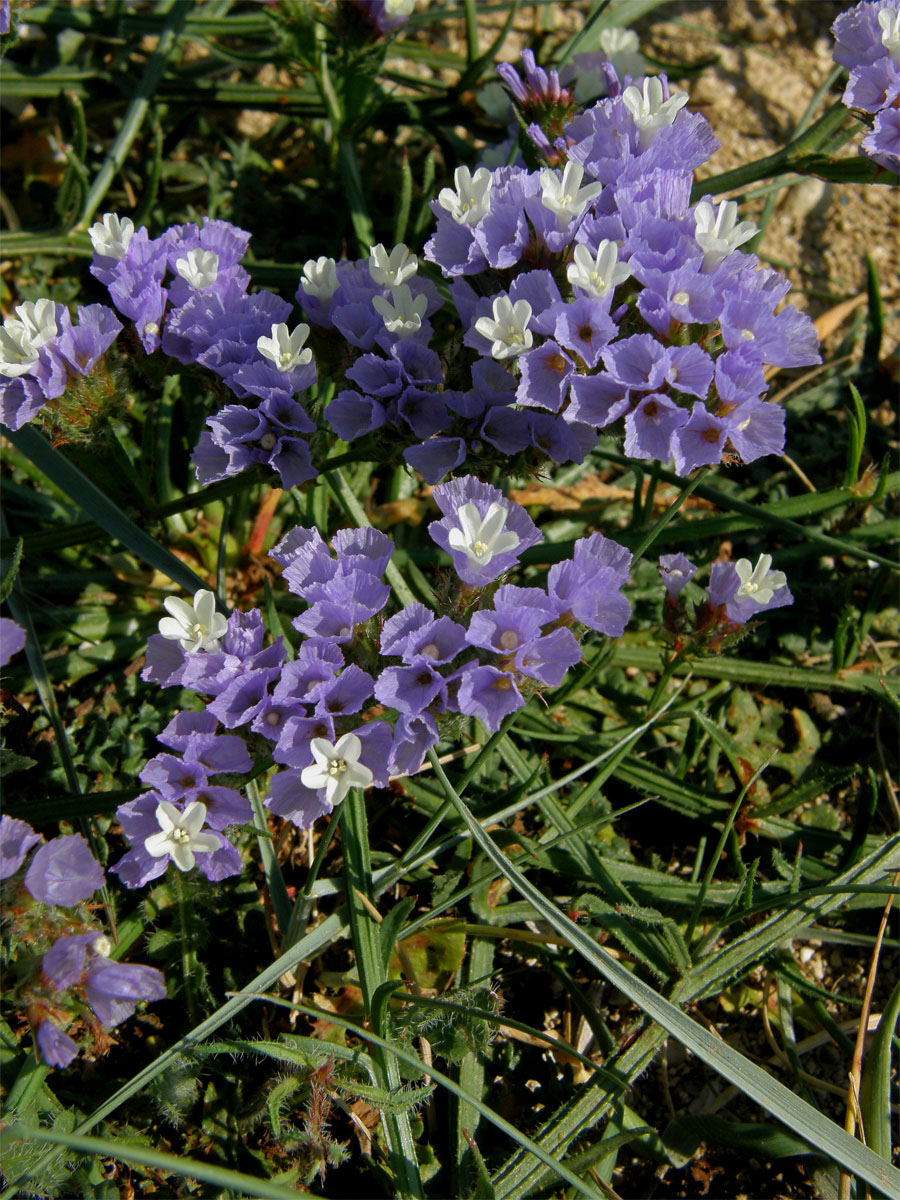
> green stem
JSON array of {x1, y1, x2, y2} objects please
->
[
  {"x1": 691, "y1": 100, "x2": 851, "y2": 201},
  {"x1": 629, "y1": 469, "x2": 707, "y2": 564},
  {"x1": 343, "y1": 790, "x2": 424, "y2": 1199},
  {"x1": 324, "y1": 467, "x2": 417, "y2": 606},
  {"x1": 247, "y1": 779, "x2": 292, "y2": 939},
  {"x1": 174, "y1": 870, "x2": 199, "y2": 1029},
  {"x1": 78, "y1": 0, "x2": 191, "y2": 229}
]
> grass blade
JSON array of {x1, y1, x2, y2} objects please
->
[{"x1": 4, "y1": 426, "x2": 209, "y2": 594}]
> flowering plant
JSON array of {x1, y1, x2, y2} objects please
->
[{"x1": 1, "y1": 7, "x2": 897, "y2": 1198}]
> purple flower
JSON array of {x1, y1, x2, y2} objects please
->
[
  {"x1": 658, "y1": 553, "x2": 697, "y2": 598},
  {"x1": 403, "y1": 437, "x2": 467, "y2": 483},
  {"x1": 516, "y1": 341, "x2": 574, "y2": 412},
  {"x1": 0, "y1": 617, "x2": 26, "y2": 667},
  {"x1": 265, "y1": 769, "x2": 334, "y2": 828},
  {"x1": 24, "y1": 835, "x2": 104, "y2": 906},
  {"x1": 455, "y1": 664, "x2": 525, "y2": 732},
  {"x1": 723, "y1": 398, "x2": 785, "y2": 462},
  {"x1": 862, "y1": 104, "x2": 900, "y2": 173},
  {"x1": 54, "y1": 304, "x2": 122, "y2": 375},
  {"x1": 428, "y1": 477, "x2": 542, "y2": 586},
  {"x1": 196, "y1": 396, "x2": 317, "y2": 490},
  {"x1": 35, "y1": 1021, "x2": 79, "y2": 1068},
  {"x1": 623, "y1": 393, "x2": 688, "y2": 462},
  {"x1": 671, "y1": 402, "x2": 728, "y2": 475},
  {"x1": 0, "y1": 814, "x2": 42, "y2": 879},
  {"x1": 375, "y1": 663, "x2": 448, "y2": 716},
  {"x1": 389, "y1": 712, "x2": 440, "y2": 777},
  {"x1": 547, "y1": 533, "x2": 632, "y2": 636},
  {"x1": 42, "y1": 933, "x2": 166, "y2": 1029}
]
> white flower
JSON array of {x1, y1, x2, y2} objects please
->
[
  {"x1": 14, "y1": 299, "x2": 59, "y2": 349},
  {"x1": 257, "y1": 322, "x2": 313, "y2": 372},
  {"x1": 694, "y1": 200, "x2": 757, "y2": 271},
  {"x1": 540, "y1": 162, "x2": 603, "y2": 226},
  {"x1": 566, "y1": 240, "x2": 631, "y2": 298},
  {"x1": 372, "y1": 284, "x2": 427, "y2": 338},
  {"x1": 474, "y1": 295, "x2": 533, "y2": 360},
  {"x1": 300, "y1": 733, "x2": 374, "y2": 807},
  {"x1": 88, "y1": 213, "x2": 135, "y2": 260},
  {"x1": 175, "y1": 248, "x2": 219, "y2": 290},
  {"x1": 621, "y1": 76, "x2": 689, "y2": 148},
  {"x1": 447, "y1": 501, "x2": 519, "y2": 567},
  {"x1": 157, "y1": 588, "x2": 228, "y2": 653},
  {"x1": 879, "y1": 6, "x2": 900, "y2": 63},
  {"x1": 368, "y1": 242, "x2": 418, "y2": 287},
  {"x1": 300, "y1": 256, "x2": 339, "y2": 301},
  {"x1": 385, "y1": 0, "x2": 415, "y2": 14},
  {"x1": 144, "y1": 800, "x2": 220, "y2": 872},
  {"x1": 0, "y1": 323, "x2": 40, "y2": 377},
  {"x1": 734, "y1": 554, "x2": 786, "y2": 605},
  {"x1": 438, "y1": 166, "x2": 493, "y2": 226}
]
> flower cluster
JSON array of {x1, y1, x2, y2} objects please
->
[
  {"x1": 0, "y1": 299, "x2": 122, "y2": 431},
  {"x1": 63, "y1": 60, "x2": 818, "y2": 493},
  {"x1": 135, "y1": 477, "x2": 632, "y2": 837},
  {"x1": 112, "y1": 710, "x2": 254, "y2": 888},
  {"x1": 1, "y1": 815, "x2": 165, "y2": 1067},
  {"x1": 832, "y1": 0, "x2": 900, "y2": 175},
  {"x1": 658, "y1": 550, "x2": 793, "y2": 652},
  {"x1": 416, "y1": 66, "x2": 819, "y2": 479}
]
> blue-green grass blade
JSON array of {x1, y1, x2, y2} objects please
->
[
  {"x1": 2, "y1": 1124, "x2": 317, "y2": 1200},
  {"x1": 425, "y1": 750, "x2": 900, "y2": 1199},
  {"x1": 4, "y1": 426, "x2": 209, "y2": 594},
  {"x1": 859, "y1": 976, "x2": 900, "y2": 1165}
]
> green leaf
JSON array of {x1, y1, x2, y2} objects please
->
[
  {"x1": 859, "y1": 977, "x2": 900, "y2": 1164},
  {"x1": 424, "y1": 751, "x2": 900, "y2": 1199},
  {"x1": 2, "y1": 1124, "x2": 322, "y2": 1200},
  {"x1": 3, "y1": 427, "x2": 208, "y2": 595}
]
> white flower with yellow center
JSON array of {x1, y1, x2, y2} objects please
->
[
  {"x1": 438, "y1": 166, "x2": 493, "y2": 226},
  {"x1": 144, "y1": 801, "x2": 220, "y2": 872},
  {"x1": 175, "y1": 248, "x2": 219, "y2": 290},
  {"x1": 566, "y1": 240, "x2": 631, "y2": 298},
  {"x1": 257, "y1": 323, "x2": 313, "y2": 372},
  {"x1": 694, "y1": 200, "x2": 757, "y2": 271},
  {"x1": 733, "y1": 554, "x2": 786, "y2": 605},
  {"x1": 372, "y1": 284, "x2": 427, "y2": 338},
  {"x1": 474, "y1": 295, "x2": 533, "y2": 360},
  {"x1": 622, "y1": 76, "x2": 689, "y2": 147},
  {"x1": 369, "y1": 242, "x2": 418, "y2": 287},
  {"x1": 301, "y1": 733, "x2": 373, "y2": 807},
  {"x1": 88, "y1": 213, "x2": 135, "y2": 260},
  {"x1": 540, "y1": 162, "x2": 603, "y2": 226},
  {"x1": 158, "y1": 589, "x2": 228, "y2": 654},
  {"x1": 447, "y1": 502, "x2": 519, "y2": 568}
]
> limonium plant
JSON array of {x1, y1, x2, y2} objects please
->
[{"x1": 2, "y1": 10, "x2": 898, "y2": 1198}]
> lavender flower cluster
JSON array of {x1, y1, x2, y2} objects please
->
[
  {"x1": 8, "y1": 61, "x2": 817, "y2": 493},
  {"x1": 0, "y1": 299, "x2": 122, "y2": 431},
  {"x1": 833, "y1": 0, "x2": 900, "y2": 175},
  {"x1": 123, "y1": 475, "x2": 632, "y2": 873},
  {"x1": 0, "y1": 815, "x2": 165, "y2": 1067}
]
